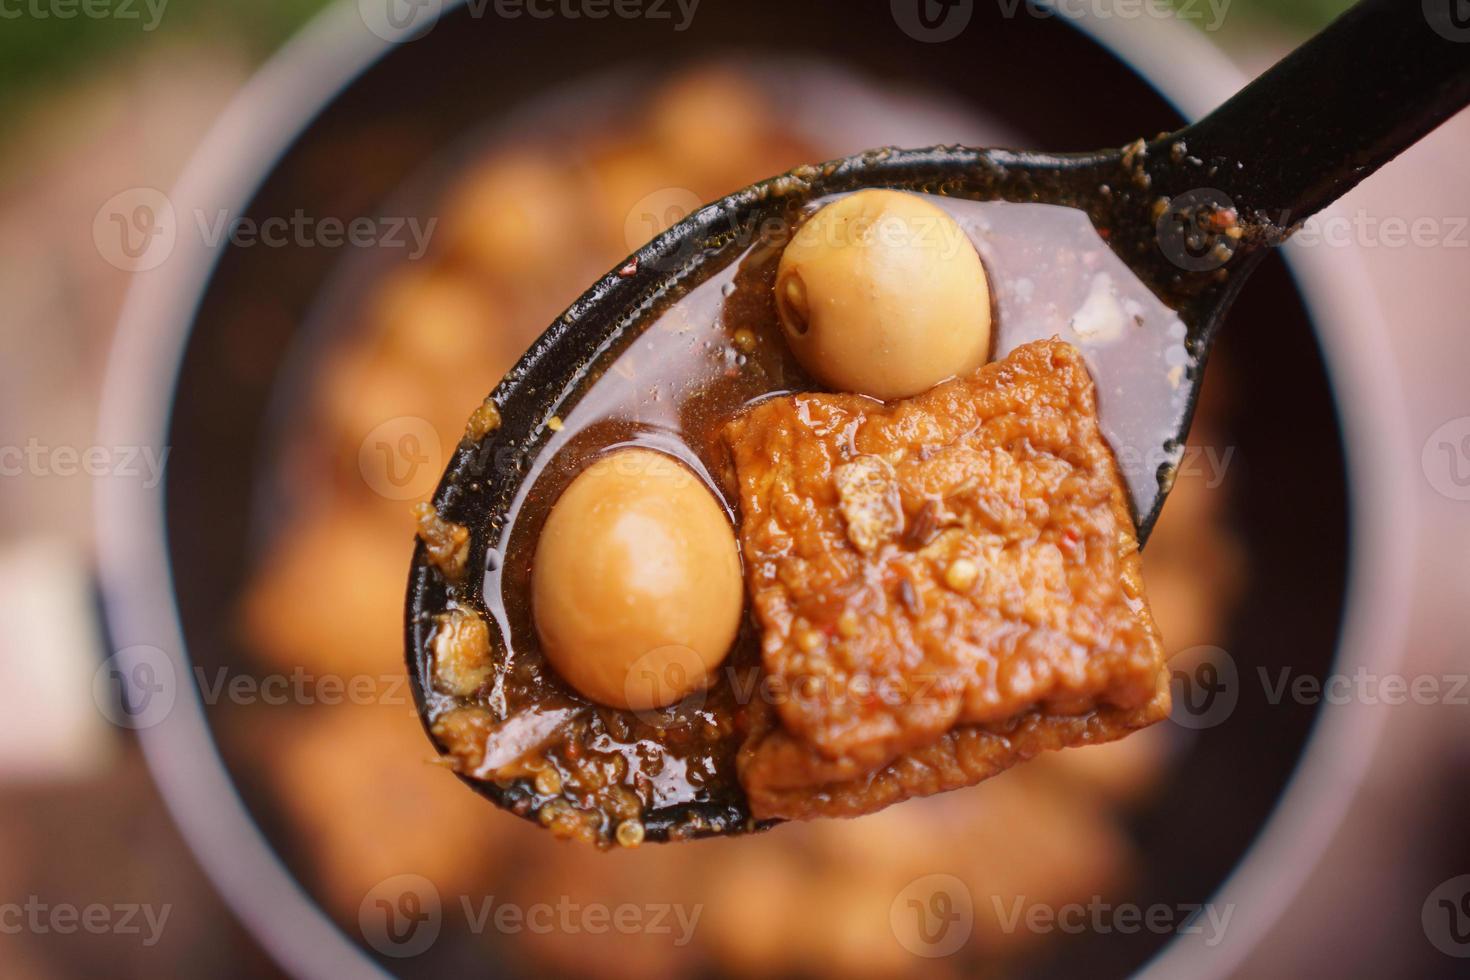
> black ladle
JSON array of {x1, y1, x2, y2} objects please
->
[
  {"x1": 430, "y1": 0, "x2": 1470, "y2": 545},
  {"x1": 409, "y1": 0, "x2": 1470, "y2": 839}
]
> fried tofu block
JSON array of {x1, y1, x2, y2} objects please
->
[{"x1": 722, "y1": 339, "x2": 1169, "y2": 819}]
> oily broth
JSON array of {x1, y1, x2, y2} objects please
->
[{"x1": 472, "y1": 232, "x2": 796, "y2": 837}]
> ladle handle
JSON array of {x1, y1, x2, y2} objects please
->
[{"x1": 1156, "y1": 0, "x2": 1470, "y2": 227}]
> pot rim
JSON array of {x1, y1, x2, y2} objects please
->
[{"x1": 94, "y1": 3, "x2": 1415, "y2": 978}]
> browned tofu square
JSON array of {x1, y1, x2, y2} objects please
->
[{"x1": 722, "y1": 339, "x2": 1170, "y2": 820}]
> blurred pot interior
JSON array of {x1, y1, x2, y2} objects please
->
[{"x1": 97, "y1": 1, "x2": 1366, "y2": 977}]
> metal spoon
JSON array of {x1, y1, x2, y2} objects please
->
[{"x1": 408, "y1": 0, "x2": 1470, "y2": 838}]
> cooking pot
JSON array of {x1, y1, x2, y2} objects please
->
[{"x1": 95, "y1": 1, "x2": 1414, "y2": 976}]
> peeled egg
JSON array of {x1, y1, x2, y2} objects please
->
[
  {"x1": 532, "y1": 447, "x2": 743, "y2": 710},
  {"x1": 775, "y1": 188, "x2": 992, "y2": 400}
]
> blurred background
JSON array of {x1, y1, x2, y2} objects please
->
[{"x1": 3, "y1": 0, "x2": 1470, "y2": 977}]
